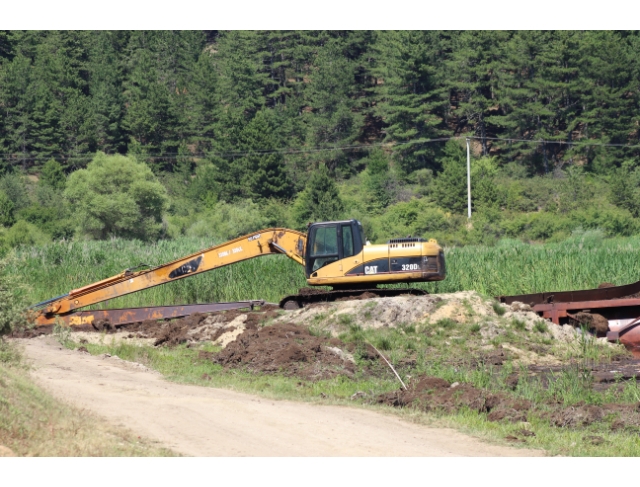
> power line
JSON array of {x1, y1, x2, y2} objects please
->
[{"x1": 0, "y1": 135, "x2": 639, "y2": 163}]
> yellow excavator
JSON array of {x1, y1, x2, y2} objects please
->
[{"x1": 32, "y1": 219, "x2": 445, "y2": 328}]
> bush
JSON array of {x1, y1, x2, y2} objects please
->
[
  {"x1": 0, "y1": 258, "x2": 28, "y2": 337},
  {"x1": 64, "y1": 153, "x2": 168, "y2": 241},
  {"x1": 185, "y1": 200, "x2": 269, "y2": 241},
  {"x1": 40, "y1": 159, "x2": 66, "y2": 190},
  {"x1": 3, "y1": 220, "x2": 50, "y2": 249},
  {"x1": 0, "y1": 191, "x2": 15, "y2": 227},
  {"x1": 0, "y1": 172, "x2": 30, "y2": 211}
]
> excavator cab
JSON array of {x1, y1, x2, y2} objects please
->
[{"x1": 304, "y1": 220, "x2": 365, "y2": 278}]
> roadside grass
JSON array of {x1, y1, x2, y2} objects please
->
[
  {"x1": 8, "y1": 233, "x2": 640, "y2": 309},
  {"x1": 0, "y1": 340, "x2": 176, "y2": 457},
  {"x1": 63, "y1": 311, "x2": 640, "y2": 457}
]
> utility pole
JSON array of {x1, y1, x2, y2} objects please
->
[{"x1": 466, "y1": 137, "x2": 471, "y2": 219}]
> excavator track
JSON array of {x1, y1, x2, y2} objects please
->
[{"x1": 279, "y1": 287, "x2": 428, "y2": 309}]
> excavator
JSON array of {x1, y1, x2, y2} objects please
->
[{"x1": 31, "y1": 219, "x2": 446, "y2": 328}]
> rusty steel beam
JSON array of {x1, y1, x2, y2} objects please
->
[
  {"x1": 531, "y1": 298, "x2": 640, "y2": 324},
  {"x1": 38, "y1": 301, "x2": 265, "y2": 328},
  {"x1": 519, "y1": 297, "x2": 640, "y2": 358},
  {"x1": 498, "y1": 279, "x2": 640, "y2": 306}
]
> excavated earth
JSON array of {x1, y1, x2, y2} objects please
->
[
  {"x1": 15, "y1": 290, "x2": 640, "y2": 436},
  {"x1": 376, "y1": 375, "x2": 640, "y2": 432},
  {"x1": 212, "y1": 322, "x2": 368, "y2": 380}
]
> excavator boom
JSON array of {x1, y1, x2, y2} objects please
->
[{"x1": 34, "y1": 228, "x2": 306, "y2": 326}]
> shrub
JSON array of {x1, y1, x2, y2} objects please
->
[
  {"x1": 64, "y1": 152, "x2": 168, "y2": 241},
  {"x1": 535, "y1": 321, "x2": 549, "y2": 334},
  {"x1": 3, "y1": 221, "x2": 49, "y2": 249},
  {"x1": 492, "y1": 301, "x2": 506, "y2": 316},
  {"x1": 0, "y1": 258, "x2": 28, "y2": 337},
  {"x1": 0, "y1": 191, "x2": 15, "y2": 227},
  {"x1": 0, "y1": 172, "x2": 30, "y2": 210},
  {"x1": 40, "y1": 159, "x2": 66, "y2": 190},
  {"x1": 185, "y1": 200, "x2": 269, "y2": 241}
]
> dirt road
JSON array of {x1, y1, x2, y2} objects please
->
[{"x1": 20, "y1": 337, "x2": 542, "y2": 457}]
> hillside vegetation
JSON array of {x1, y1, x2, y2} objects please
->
[{"x1": 0, "y1": 31, "x2": 640, "y2": 253}]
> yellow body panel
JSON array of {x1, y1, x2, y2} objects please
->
[{"x1": 307, "y1": 240, "x2": 443, "y2": 286}]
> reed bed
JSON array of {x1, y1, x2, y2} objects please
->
[{"x1": 6, "y1": 231, "x2": 640, "y2": 309}]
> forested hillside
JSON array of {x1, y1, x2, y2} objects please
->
[{"x1": 1, "y1": 30, "x2": 640, "y2": 252}]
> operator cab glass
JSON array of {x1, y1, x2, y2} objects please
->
[
  {"x1": 305, "y1": 220, "x2": 364, "y2": 277},
  {"x1": 310, "y1": 225, "x2": 339, "y2": 271}
]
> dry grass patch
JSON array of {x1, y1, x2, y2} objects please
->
[{"x1": 0, "y1": 343, "x2": 175, "y2": 457}]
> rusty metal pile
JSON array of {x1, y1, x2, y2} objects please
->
[{"x1": 499, "y1": 281, "x2": 640, "y2": 357}]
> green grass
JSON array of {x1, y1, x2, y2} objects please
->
[
  {"x1": 7, "y1": 237, "x2": 305, "y2": 308},
  {"x1": 8, "y1": 232, "x2": 640, "y2": 310}
]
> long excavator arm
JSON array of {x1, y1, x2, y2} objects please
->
[{"x1": 33, "y1": 228, "x2": 306, "y2": 326}]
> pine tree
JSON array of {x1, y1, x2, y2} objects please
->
[
  {"x1": 0, "y1": 54, "x2": 34, "y2": 170},
  {"x1": 304, "y1": 42, "x2": 363, "y2": 174},
  {"x1": 40, "y1": 158, "x2": 66, "y2": 190},
  {"x1": 447, "y1": 31, "x2": 512, "y2": 156},
  {"x1": 237, "y1": 110, "x2": 292, "y2": 200},
  {"x1": 292, "y1": 164, "x2": 344, "y2": 226},
  {"x1": 123, "y1": 47, "x2": 177, "y2": 165},
  {"x1": 372, "y1": 30, "x2": 450, "y2": 173},
  {"x1": 88, "y1": 31, "x2": 127, "y2": 156},
  {"x1": 0, "y1": 31, "x2": 15, "y2": 61},
  {"x1": 430, "y1": 140, "x2": 468, "y2": 214}
]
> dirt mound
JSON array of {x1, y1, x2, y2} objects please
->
[
  {"x1": 377, "y1": 376, "x2": 531, "y2": 423},
  {"x1": 379, "y1": 374, "x2": 640, "y2": 429},
  {"x1": 213, "y1": 323, "x2": 359, "y2": 380},
  {"x1": 571, "y1": 312, "x2": 609, "y2": 334},
  {"x1": 113, "y1": 308, "x2": 281, "y2": 347}
]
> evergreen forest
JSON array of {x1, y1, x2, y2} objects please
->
[{"x1": 2, "y1": 30, "x2": 640, "y2": 252}]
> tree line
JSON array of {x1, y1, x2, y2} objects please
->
[
  {"x1": 1, "y1": 31, "x2": 640, "y2": 184},
  {"x1": 1, "y1": 30, "x2": 640, "y2": 249}
]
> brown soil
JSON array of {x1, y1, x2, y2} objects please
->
[
  {"x1": 571, "y1": 312, "x2": 609, "y2": 334},
  {"x1": 297, "y1": 287, "x2": 329, "y2": 296},
  {"x1": 114, "y1": 308, "x2": 281, "y2": 347},
  {"x1": 213, "y1": 323, "x2": 361, "y2": 380},
  {"x1": 377, "y1": 376, "x2": 531, "y2": 423},
  {"x1": 377, "y1": 374, "x2": 640, "y2": 430}
]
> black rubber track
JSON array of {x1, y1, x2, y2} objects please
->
[{"x1": 279, "y1": 288, "x2": 428, "y2": 309}]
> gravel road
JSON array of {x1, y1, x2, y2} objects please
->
[{"x1": 20, "y1": 337, "x2": 542, "y2": 457}]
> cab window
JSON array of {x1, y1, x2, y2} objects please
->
[
  {"x1": 342, "y1": 225, "x2": 354, "y2": 258},
  {"x1": 309, "y1": 225, "x2": 338, "y2": 271}
]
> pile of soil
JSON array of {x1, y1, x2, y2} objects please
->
[
  {"x1": 377, "y1": 375, "x2": 640, "y2": 430},
  {"x1": 377, "y1": 376, "x2": 531, "y2": 423},
  {"x1": 122, "y1": 307, "x2": 281, "y2": 347},
  {"x1": 212, "y1": 322, "x2": 363, "y2": 380}
]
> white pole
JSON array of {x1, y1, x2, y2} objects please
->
[{"x1": 466, "y1": 138, "x2": 471, "y2": 219}]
